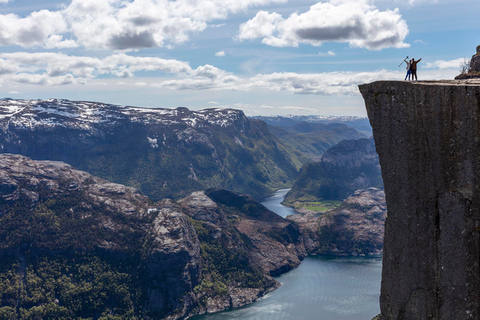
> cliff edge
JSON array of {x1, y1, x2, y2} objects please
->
[{"x1": 359, "y1": 80, "x2": 480, "y2": 320}]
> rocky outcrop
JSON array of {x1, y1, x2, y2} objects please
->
[
  {"x1": 359, "y1": 80, "x2": 480, "y2": 320},
  {"x1": 455, "y1": 46, "x2": 480, "y2": 79},
  {"x1": 0, "y1": 154, "x2": 307, "y2": 319},
  {"x1": 186, "y1": 189, "x2": 307, "y2": 276},
  {"x1": 288, "y1": 187, "x2": 386, "y2": 255}
]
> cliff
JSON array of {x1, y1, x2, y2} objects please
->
[
  {"x1": 0, "y1": 154, "x2": 306, "y2": 319},
  {"x1": 359, "y1": 80, "x2": 480, "y2": 320}
]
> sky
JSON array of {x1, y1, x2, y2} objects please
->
[{"x1": 0, "y1": 0, "x2": 478, "y2": 116}]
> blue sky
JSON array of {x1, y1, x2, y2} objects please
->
[{"x1": 0, "y1": 0, "x2": 478, "y2": 116}]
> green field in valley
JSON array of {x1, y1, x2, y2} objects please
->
[{"x1": 295, "y1": 200, "x2": 342, "y2": 213}]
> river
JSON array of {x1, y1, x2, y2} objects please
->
[{"x1": 192, "y1": 189, "x2": 382, "y2": 320}]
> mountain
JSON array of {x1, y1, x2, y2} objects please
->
[
  {"x1": 266, "y1": 121, "x2": 367, "y2": 161},
  {"x1": 288, "y1": 187, "x2": 386, "y2": 256},
  {"x1": 283, "y1": 138, "x2": 383, "y2": 205},
  {"x1": 0, "y1": 99, "x2": 303, "y2": 201},
  {"x1": 251, "y1": 115, "x2": 372, "y2": 136},
  {"x1": 0, "y1": 154, "x2": 307, "y2": 319}
]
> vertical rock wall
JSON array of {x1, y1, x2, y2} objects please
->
[{"x1": 359, "y1": 80, "x2": 480, "y2": 320}]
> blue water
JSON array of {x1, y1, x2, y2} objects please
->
[
  {"x1": 192, "y1": 189, "x2": 382, "y2": 320},
  {"x1": 260, "y1": 188, "x2": 297, "y2": 218}
]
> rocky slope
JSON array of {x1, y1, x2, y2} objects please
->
[
  {"x1": 288, "y1": 187, "x2": 386, "y2": 256},
  {"x1": 0, "y1": 154, "x2": 307, "y2": 319},
  {"x1": 360, "y1": 80, "x2": 480, "y2": 320},
  {"x1": 0, "y1": 99, "x2": 302, "y2": 201},
  {"x1": 283, "y1": 138, "x2": 383, "y2": 205}
]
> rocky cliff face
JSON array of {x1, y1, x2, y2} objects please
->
[
  {"x1": 0, "y1": 99, "x2": 301, "y2": 200},
  {"x1": 0, "y1": 153, "x2": 201, "y2": 319},
  {"x1": 0, "y1": 154, "x2": 306, "y2": 319},
  {"x1": 359, "y1": 80, "x2": 480, "y2": 320}
]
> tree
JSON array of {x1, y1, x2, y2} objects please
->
[{"x1": 459, "y1": 58, "x2": 471, "y2": 74}]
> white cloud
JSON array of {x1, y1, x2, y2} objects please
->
[
  {"x1": 210, "y1": 23, "x2": 226, "y2": 28},
  {"x1": 0, "y1": 0, "x2": 9, "y2": 3},
  {"x1": 406, "y1": 0, "x2": 439, "y2": 5},
  {"x1": 238, "y1": 0, "x2": 410, "y2": 50},
  {"x1": 233, "y1": 103, "x2": 275, "y2": 110},
  {"x1": 45, "y1": 35, "x2": 78, "y2": 49},
  {"x1": 241, "y1": 71, "x2": 395, "y2": 95},
  {"x1": 0, "y1": 52, "x2": 193, "y2": 85},
  {"x1": 425, "y1": 58, "x2": 465, "y2": 70},
  {"x1": 238, "y1": 11, "x2": 284, "y2": 41},
  {"x1": 215, "y1": 51, "x2": 226, "y2": 57},
  {"x1": 0, "y1": 51, "x2": 460, "y2": 94},
  {"x1": 0, "y1": 0, "x2": 287, "y2": 50},
  {"x1": 319, "y1": 51, "x2": 336, "y2": 57},
  {"x1": 414, "y1": 39, "x2": 428, "y2": 45},
  {"x1": 0, "y1": 57, "x2": 18, "y2": 75},
  {"x1": 280, "y1": 106, "x2": 316, "y2": 112},
  {"x1": 152, "y1": 68, "x2": 407, "y2": 95},
  {"x1": 11, "y1": 73, "x2": 76, "y2": 86},
  {"x1": 213, "y1": 103, "x2": 315, "y2": 115},
  {"x1": 0, "y1": 10, "x2": 67, "y2": 47}
]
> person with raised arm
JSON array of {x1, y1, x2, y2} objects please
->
[
  {"x1": 404, "y1": 58, "x2": 412, "y2": 81},
  {"x1": 410, "y1": 58, "x2": 422, "y2": 81}
]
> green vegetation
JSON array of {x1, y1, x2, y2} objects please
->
[
  {"x1": 0, "y1": 184, "x2": 152, "y2": 319},
  {"x1": 190, "y1": 219, "x2": 266, "y2": 302},
  {"x1": 0, "y1": 186, "x2": 150, "y2": 253},
  {"x1": 293, "y1": 200, "x2": 342, "y2": 213},
  {"x1": 0, "y1": 254, "x2": 141, "y2": 320}
]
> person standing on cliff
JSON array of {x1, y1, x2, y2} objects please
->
[
  {"x1": 410, "y1": 58, "x2": 422, "y2": 80},
  {"x1": 404, "y1": 58, "x2": 412, "y2": 80}
]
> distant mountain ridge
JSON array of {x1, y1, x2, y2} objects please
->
[
  {"x1": 283, "y1": 138, "x2": 383, "y2": 204},
  {"x1": 251, "y1": 115, "x2": 372, "y2": 136},
  {"x1": 267, "y1": 121, "x2": 367, "y2": 162},
  {"x1": 0, "y1": 99, "x2": 302, "y2": 200}
]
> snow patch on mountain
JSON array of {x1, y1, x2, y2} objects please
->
[{"x1": 0, "y1": 99, "x2": 246, "y2": 131}]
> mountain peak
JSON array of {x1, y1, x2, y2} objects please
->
[
  {"x1": 0, "y1": 98, "x2": 299, "y2": 200},
  {"x1": 0, "y1": 99, "x2": 249, "y2": 131}
]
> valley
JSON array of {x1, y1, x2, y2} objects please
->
[
  {"x1": 0, "y1": 99, "x2": 386, "y2": 319},
  {"x1": 191, "y1": 189, "x2": 382, "y2": 320}
]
